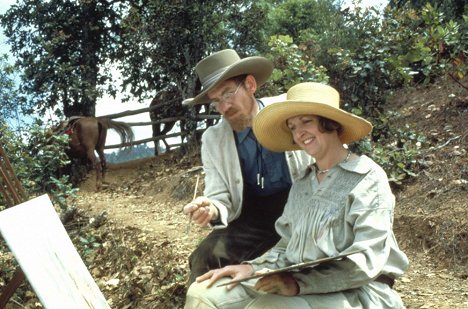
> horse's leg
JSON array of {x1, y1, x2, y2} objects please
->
[
  {"x1": 96, "y1": 124, "x2": 108, "y2": 184},
  {"x1": 161, "y1": 121, "x2": 177, "y2": 153},
  {"x1": 152, "y1": 122, "x2": 162, "y2": 155},
  {"x1": 87, "y1": 149, "x2": 102, "y2": 191}
]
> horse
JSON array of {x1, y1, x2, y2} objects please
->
[
  {"x1": 57, "y1": 116, "x2": 134, "y2": 190},
  {"x1": 149, "y1": 88, "x2": 185, "y2": 155},
  {"x1": 149, "y1": 88, "x2": 219, "y2": 155}
]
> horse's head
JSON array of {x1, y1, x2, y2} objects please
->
[{"x1": 51, "y1": 120, "x2": 69, "y2": 133}]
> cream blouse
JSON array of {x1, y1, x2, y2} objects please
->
[{"x1": 249, "y1": 155, "x2": 409, "y2": 295}]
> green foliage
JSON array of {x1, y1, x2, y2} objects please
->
[
  {"x1": 265, "y1": 0, "x2": 342, "y2": 40},
  {"x1": 78, "y1": 233, "x2": 102, "y2": 257},
  {"x1": 381, "y1": 3, "x2": 467, "y2": 84},
  {"x1": 261, "y1": 35, "x2": 329, "y2": 96},
  {"x1": 389, "y1": 0, "x2": 466, "y2": 21},
  {"x1": 371, "y1": 112, "x2": 426, "y2": 187},
  {"x1": 0, "y1": 122, "x2": 78, "y2": 210},
  {"x1": 349, "y1": 112, "x2": 427, "y2": 188},
  {"x1": 118, "y1": 0, "x2": 261, "y2": 101}
]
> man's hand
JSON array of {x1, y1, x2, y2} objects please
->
[
  {"x1": 196, "y1": 264, "x2": 254, "y2": 290},
  {"x1": 182, "y1": 196, "x2": 219, "y2": 226},
  {"x1": 254, "y1": 273, "x2": 299, "y2": 296}
]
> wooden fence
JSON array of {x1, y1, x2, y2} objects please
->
[{"x1": 101, "y1": 104, "x2": 220, "y2": 150}]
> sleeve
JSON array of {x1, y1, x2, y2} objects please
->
[
  {"x1": 200, "y1": 131, "x2": 236, "y2": 228},
  {"x1": 247, "y1": 237, "x2": 290, "y2": 272},
  {"x1": 293, "y1": 168, "x2": 396, "y2": 294}
]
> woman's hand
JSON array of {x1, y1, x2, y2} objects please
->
[
  {"x1": 254, "y1": 272, "x2": 299, "y2": 296},
  {"x1": 196, "y1": 264, "x2": 254, "y2": 290}
]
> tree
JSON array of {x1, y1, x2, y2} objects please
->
[
  {"x1": 0, "y1": 54, "x2": 22, "y2": 122},
  {"x1": 388, "y1": 0, "x2": 466, "y2": 20},
  {"x1": 0, "y1": 0, "x2": 128, "y2": 118},
  {"x1": 118, "y1": 0, "x2": 269, "y2": 101}
]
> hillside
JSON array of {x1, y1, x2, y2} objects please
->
[
  {"x1": 9, "y1": 77, "x2": 466, "y2": 308},
  {"x1": 78, "y1": 76, "x2": 467, "y2": 308}
]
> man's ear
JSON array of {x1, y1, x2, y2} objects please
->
[{"x1": 244, "y1": 74, "x2": 257, "y2": 94}]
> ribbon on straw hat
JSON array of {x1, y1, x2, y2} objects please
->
[
  {"x1": 184, "y1": 49, "x2": 273, "y2": 106},
  {"x1": 253, "y1": 82, "x2": 373, "y2": 152}
]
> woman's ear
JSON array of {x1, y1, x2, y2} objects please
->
[{"x1": 244, "y1": 74, "x2": 257, "y2": 94}]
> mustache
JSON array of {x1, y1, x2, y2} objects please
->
[{"x1": 224, "y1": 107, "x2": 239, "y2": 117}]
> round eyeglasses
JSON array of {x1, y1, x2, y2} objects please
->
[{"x1": 210, "y1": 81, "x2": 243, "y2": 109}]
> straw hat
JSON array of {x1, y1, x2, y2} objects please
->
[
  {"x1": 185, "y1": 49, "x2": 273, "y2": 106},
  {"x1": 253, "y1": 82, "x2": 373, "y2": 152}
]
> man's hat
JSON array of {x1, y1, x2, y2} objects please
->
[
  {"x1": 253, "y1": 82, "x2": 373, "y2": 152},
  {"x1": 185, "y1": 49, "x2": 273, "y2": 106}
]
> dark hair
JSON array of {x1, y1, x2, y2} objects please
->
[{"x1": 318, "y1": 116, "x2": 343, "y2": 135}]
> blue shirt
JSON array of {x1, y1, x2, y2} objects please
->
[{"x1": 235, "y1": 126, "x2": 292, "y2": 197}]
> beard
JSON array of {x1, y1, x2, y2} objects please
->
[
  {"x1": 226, "y1": 111, "x2": 254, "y2": 132},
  {"x1": 223, "y1": 96, "x2": 258, "y2": 131}
]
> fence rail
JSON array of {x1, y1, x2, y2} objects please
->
[{"x1": 101, "y1": 107, "x2": 220, "y2": 150}]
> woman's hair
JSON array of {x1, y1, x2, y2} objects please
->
[{"x1": 318, "y1": 116, "x2": 343, "y2": 135}]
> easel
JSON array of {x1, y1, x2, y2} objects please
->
[{"x1": 0, "y1": 142, "x2": 28, "y2": 307}]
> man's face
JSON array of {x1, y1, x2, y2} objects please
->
[{"x1": 207, "y1": 77, "x2": 258, "y2": 132}]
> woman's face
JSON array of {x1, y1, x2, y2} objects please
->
[{"x1": 286, "y1": 115, "x2": 335, "y2": 159}]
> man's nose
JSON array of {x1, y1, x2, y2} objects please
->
[{"x1": 217, "y1": 101, "x2": 233, "y2": 114}]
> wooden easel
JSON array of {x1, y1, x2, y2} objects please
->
[{"x1": 0, "y1": 142, "x2": 28, "y2": 307}]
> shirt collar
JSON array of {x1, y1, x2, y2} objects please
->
[
  {"x1": 236, "y1": 127, "x2": 251, "y2": 144},
  {"x1": 340, "y1": 154, "x2": 372, "y2": 174},
  {"x1": 300, "y1": 154, "x2": 372, "y2": 180}
]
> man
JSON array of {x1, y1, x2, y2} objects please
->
[{"x1": 182, "y1": 49, "x2": 311, "y2": 284}]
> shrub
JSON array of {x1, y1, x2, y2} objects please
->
[{"x1": 0, "y1": 122, "x2": 78, "y2": 211}]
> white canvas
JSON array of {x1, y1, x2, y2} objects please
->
[{"x1": 0, "y1": 194, "x2": 110, "y2": 309}]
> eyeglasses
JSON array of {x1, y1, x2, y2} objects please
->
[{"x1": 210, "y1": 81, "x2": 243, "y2": 109}]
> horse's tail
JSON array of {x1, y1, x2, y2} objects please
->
[{"x1": 99, "y1": 117, "x2": 134, "y2": 148}]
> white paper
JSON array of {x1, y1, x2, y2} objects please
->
[{"x1": 0, "y1": 194, "x2": 110, "y2": 309}]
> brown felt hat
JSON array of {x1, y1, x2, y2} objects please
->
[
  {"x1": 253, "y1": 82, "x2": 373, "y2": 152},
  {"x1": 184, "y1": 49, "x2": 273, "y2": 106}
]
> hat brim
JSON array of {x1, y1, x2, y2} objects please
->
[
  {"x1": 253, "y1": 101, "x2": 373, "y2": 152},
  {"x1": 186, "y1": 56, "x2": 273, "y2": 106}
]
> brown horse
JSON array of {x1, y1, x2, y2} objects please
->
[
  {"x1": 58, "y1": 117, "x2": 134, "y2": 190},
  {"x1": 149, "y1": 87, "x2": 219, "y2": 155},
  {"x1": 149, "y1": 88, "x2": 185, "y2": 155}
]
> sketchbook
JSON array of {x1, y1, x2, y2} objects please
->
[{"x1": 217, "y1": 248, "x2": 366, "y2": 287}]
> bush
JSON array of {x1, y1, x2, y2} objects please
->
[
  {"x1": 261, "y1": 34, "x2": 329, "y2": 96},
  {"x1": 0, "y1": 122, "x2": 78, "y2": 211}
]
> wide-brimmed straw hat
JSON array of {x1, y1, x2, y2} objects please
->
[
  {"x1": 253, "y1": 82, "x2": 373, "y2": 152},
  {"x1": 185, "y1": 49, "x2": 273, "y2": 106}
]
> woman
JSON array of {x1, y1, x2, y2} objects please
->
[{"x1": 185, "y1": 82, "x2": 409, "y2": 308}]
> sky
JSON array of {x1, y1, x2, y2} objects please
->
[
  {"x1": 0, "y1": 0, "x2": 14, "y2": 56},
  {"x1": 0, "y1": 0, "x2": 388, "y2": 150}
]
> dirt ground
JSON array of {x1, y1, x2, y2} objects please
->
[
  {"x1": 8, "y1": 77, "x2": 465, "y2": 308},
  {"x1": 71, "y1": 76, "x2": 467, "y2": 309}
]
